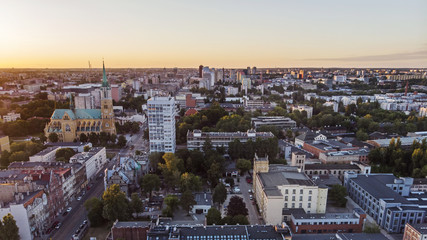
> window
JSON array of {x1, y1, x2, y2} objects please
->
[
  {"x1": 308, "y1": 203, "x2": 311, "y2": 208},
  {"x1": 300, "y1": 189, "x2": 303, "y2": 194},
  {"x1": 285, "y1": 196, "x2": 288, "y2": 201},
  {"x1": 292, "y1": 196, "x2": 295, "y2": 201},
  {"x1": 285, "y1": 189, "x2": 288, "y2": 194},
  {"x1": 293, "y1": 189, "x2": 296, "y2": 194},
  {"x1": 308, "y1": 196, "x2": 312, "y2": 201},
  {"x1": 309, "y1": 190, "x2": 312, "y2": 195},
  {"x1": 299, "y1": 196, "x2": 303, "y2": 201}
]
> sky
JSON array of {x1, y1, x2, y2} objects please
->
[{"x1": 0, "y1": 0, "x2": 426, "y2": 68}]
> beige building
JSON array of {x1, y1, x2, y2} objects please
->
[
  {"x1": 253, "y1": 154, "x2": 328, "y2": 225},
  {"x1": 0, "y1": 135, "x2": 10, "y2": 153}
]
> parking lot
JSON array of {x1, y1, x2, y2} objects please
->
[{"x1": 221, "y1": 174, "x2": 263, "y2": 224}]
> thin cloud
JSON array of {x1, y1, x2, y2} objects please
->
[{"x1": 304, "y1": 50, "x2": 427, "y2": 62}]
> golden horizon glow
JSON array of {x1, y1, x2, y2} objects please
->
[{"x1": 0, "y1": 0, "x2": 426, "y2": 68}]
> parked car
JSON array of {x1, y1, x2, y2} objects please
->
[
  {"x1": 55, "y1": 223, "x2": 62, "y2": 229},
  {"x1": 67, "y1": 207, "x2": 72, "y2": 212},
  {"x1": 249, "y1": 195, "x2": 253, "y2": 200},
  {"x1": 77, "y1": 196, "x2": 82, "y2": 201}
]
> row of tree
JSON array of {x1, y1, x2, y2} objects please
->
[
  {"x1": 0, "y1": 141, "x2": 45, "y2": 167},
  {"x1": 369, "y1": 138, "x2": 427, "y2": 177}
]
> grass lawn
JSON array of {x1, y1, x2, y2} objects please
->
[{"x1": 82, "y1": 222, "x2": 112, "y2": 240}]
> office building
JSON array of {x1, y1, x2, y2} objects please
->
[
  {"x1": 148, "y1": 96, "x2": 176, "y2": 153},
  {"x1": 291, "y1": 105, "x2": 313, "y2": 119}
]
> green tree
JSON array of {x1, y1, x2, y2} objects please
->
[
  {"x1": 206, "y1": 208, "x2": 222, "y2": 225},
  {"x1": 329, "y1": 184, "x2": 348, "y2": 207},
  {"x1": 236, "y1": 158, "x2": 252, "y2": 174},
  {"x1": 79, "y1": 133, "x2": 88, "y2": 142},
  {"x1": 232, "y1": 215, "x2": 249, "y2": 225},
  {"x1": 84, "y1": 197, "x2": 105, "y2": 227},
  {"x1": 84, "y1": 146, "x2": 91, "y2": 152},
  {"x1": 102, "y1": 184, "x2": 130, "y2": 221},
  {"x1": 9, "y1": 151, "x2": 29, "y2": 162},
  {"x1": 55, "y1": 148, "x2": 76, "y2": 162},
  {"x1": 207, "y1": 162, "x2": 222, "y2": 188},
  {"x1": 1, "y1": 213, "x2": 19, "y2": 240},
  {"x1": 140, "y1": 174, "x2": 161, "y2": 198},
  {"x1": 180, "y1": 172, "x2": 202, "y2": 192},
  {"x1": 117, "y1": 135, "x2": 127, "y2": 148},
  {"x1": 356, "y1": 129, "x2": 369, "y2": 141},
  {"x1": 227, "y1": 196, "x2": 248, "y2": 217},
  {"x1": 0, "y1": 150, "x2": 10, "y2": 167},
  {"x1": 180, "y1": 190, "x2": 196, "y2": 215},
  {"x1": 48, "y1": 132, "x2": 59, "y2": 143},
  {"x1": 212, "y1": 183, "x2": 227, "y2": 205},
  {"x1": 130, "y1": 193, "x2": 143, "y2": 214},
  {"x1": 163, "y1": 195, "x2": 179, "y2": 217},
  {"x1": 148, "y1": 152, "x2": 163, "y2": 172}
]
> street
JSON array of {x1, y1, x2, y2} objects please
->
[{"x1": 48, "y1": 129, "x2": 146, "y2": 240}]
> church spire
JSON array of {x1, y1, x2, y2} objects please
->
[{"x1": 102, "y1": 60, "x2": 109, "y2": 87}]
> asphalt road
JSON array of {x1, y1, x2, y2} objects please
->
[{"x1": 48, "y1": 130, "x2": 146, "y2": 240}]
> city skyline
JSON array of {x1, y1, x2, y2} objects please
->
[{"x1": 0, "y1": 0, "x2": 426, "y2": 68}]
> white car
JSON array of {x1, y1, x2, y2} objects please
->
[
  {"x1": 67, "y1": 207, "x2": 72, "y2": 212},
  {"x1": 77, "y1": 196, "x2": 82, "y2": 201},
  {"x1": 233, "y1": 187, "x2": 241, "y2": 193}
]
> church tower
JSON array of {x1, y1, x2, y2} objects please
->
[{"x1": 100, "y1": 61, "x2": 116, "y2": 135}]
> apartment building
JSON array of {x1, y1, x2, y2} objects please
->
[
  {"x1": 69, "y1": 147, "x2": 107, "y2": 181},
  {"x1": 147, "y1": 96, "x2": 176, "y2": 153},
  {"x1": 253, "y1": 155, "x2": 328, "y2": 225},
  {"x1": 187, "y1": 129, "x2": 275, "y2": 151}
]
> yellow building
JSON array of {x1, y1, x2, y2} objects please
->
[
  {"x1": 44, "y1": 62, "x2": 116, "y2": 142},
  {"x1": 0, "y1": 135, "x2": 10, "y2": 153}
]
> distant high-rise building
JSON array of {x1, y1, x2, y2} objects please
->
[
  {"x1": 299, "y1": 69, "x2": 304, "y2": 79},
  {"x1": 252, "y1": 66, "x2": 257, "y2": 74},
  {"x1": 147, "y1": 96, "x2": 176, "y2": 153},
  {"x1": 199, "y1": 65, "x2": 203, "y2": 78}
]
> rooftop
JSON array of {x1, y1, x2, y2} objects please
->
[
  {"x1": 350, "y1": 174, "x2": 409, "y2": 203},
  {"x1": 408, "y1": 223, "x2": 427, "y2": 234},
  {"x1": 113, "y1": 221, "x2": 151, "y2": 228}
]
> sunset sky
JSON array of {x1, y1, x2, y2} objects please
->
[{"x1": 0, "y1": 0, "x2": 426, "y2": 68}]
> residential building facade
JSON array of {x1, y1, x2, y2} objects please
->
[{"x1": 147, "y1": 96, "x2": 176, "y2": 153}]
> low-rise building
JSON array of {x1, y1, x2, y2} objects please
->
[
  {"x1": 29, "y1": 147, "x2": 61, "y2": 162},
  {"x1": 303, "y1": 140, "x2": 359, "y2": 158},
  {"x1": 1, "y1": 112, "x2": 21, "y2": 122},
  {"x1": 111, "y1": 220, "x2": 150, "y2": 240},
  {"x1": 253, "y1": 154, "x2": 328, "y2": 225},
  {"x1": 192, "y1": 192, "x2": 212, "y2": 214},
  {"x1": 45, "y1": 141, "x2": 92, "y2": 152},
  {"x1": 290, "y1": 208, "x2": 366, "y2": 234},
  {"x1": 411, "y1": 178, "x2": 427, "y2": 192},
  {"x1": 187, "y1": 129, "x2": 275, "y2": 151},
  {"x1": 251, "y1": 116, "x2": 296, "y2": 129},
  {"x1": 304, "y1": 162, "x2": 371, "y2": 181},
  {"x1": 318, "y1": 149, "x2": 369, "y2": 164}
]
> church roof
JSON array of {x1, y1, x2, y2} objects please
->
[{"x1": 51, "y1": 109, "x2": 102, "y2": 120}]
